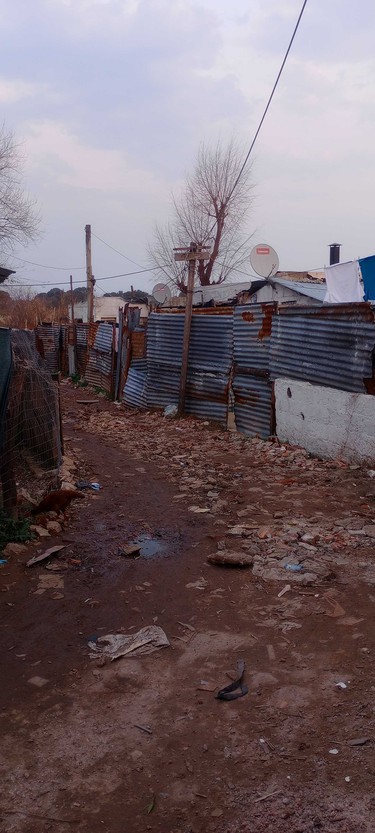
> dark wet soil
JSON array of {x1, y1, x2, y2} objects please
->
[{"x1": 1, "y1": 384, "x2": 375, "y2": 833}]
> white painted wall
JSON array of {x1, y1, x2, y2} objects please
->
[
  {"x1": 275, "y1": 378, "x2": 375, "y2": 462},
  {"x1": 71, "y1": 297, "x2": 148, "y2": 322}
]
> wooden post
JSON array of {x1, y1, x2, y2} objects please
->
[
  {"x1": 70, "y1": 274, "x2": 78, "y2": 373},
  {"x1": 70, "y1": 274, "x2": 75, "y2": 323},
  {"x1": 174, "y1": 243, "x2": 211, "y2": 416},
  {"x1": 115, "y1": 308, "x2": 124, "y2": 401},
  {"x1": 85, "y1": 224, "x2": 94, "y2": 323},
  {"x1": 179, "y1": 245, "x2": 196, "y2": 416}
]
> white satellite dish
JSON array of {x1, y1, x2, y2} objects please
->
[
  {"x1": 152, "y1": 283, "x2": 172, "y2": 304},
  {"x1": 250, "y1": 244, "x2": 279, "y2": 278}
]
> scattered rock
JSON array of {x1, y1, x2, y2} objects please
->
[
  {"x1": 28, "y1": 676, "x2": 49, "y2": 687},
  {"x1": 207, "y1": 550, "x2": 253, "y2": 568},
  {"x1": 46, "y1": 521, "x2": 62, "y2": 534},
  {"x1": 2, "y1": 542, "x2": 28, "y2": 557},
  {"x1": 30, "y1": 525, "x2": 51, "y2": 538}
]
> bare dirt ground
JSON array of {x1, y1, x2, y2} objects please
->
[{"x1": 1, "y1": 382, "x2": 375, "y2": 833}]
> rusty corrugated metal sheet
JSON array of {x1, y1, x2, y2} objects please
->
[
  {"x1": 131, "y1": 329, "x2": 146, "y2": 359},
  {"x1": 233, "y1": 374, "x2": 272, "y2": 439},
  {"x1": 232, "y1": 303, "x2": 276, "y2": 438},
  {"x1": 186, "y1": 371, "x2": 229, "y2": 422},
  {"x1": 85, "y1": 322, "x2": 115, "y2": 395},
  {"x1": 234, "y1": 304, "x2": 275, "y2": 371},
  {"x1": 147, "y1": 314, "x2": 183, "y2": 367},
  {"x1": 123, "y1": 359, "x2": 147, "y2": 408},
  {"x1": 270, "y1": 303, "x2": 375, "y2": 393},
  {"x1": 147, "y1": 312, "x2": 233, "y2": 372},
  {"x1": 35, "y1": 324, "x2": 60, "y2": 373},
  {"x1": 126, "y1": 312, "x2": 233, "y2": 425},
  {"x1": 189, "y1": 316, "x2": 233, "y2": 373},
  {"x1": 94, "y1": 322, "x2": 113, "y2": 352}
]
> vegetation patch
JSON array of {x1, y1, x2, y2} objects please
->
[{"x1": 0, "y1": 510, "x2": 33, "y2": 553}]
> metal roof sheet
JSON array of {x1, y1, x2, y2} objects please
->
[{"x1": 271, "y1": 278, "x2": 326, "y2": 302}]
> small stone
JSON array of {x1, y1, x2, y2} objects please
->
[
  {"x1": 46, "y1": 521, "x2": 62, "y2": 534},
  {"x1": 363, "y1": 525, "x2": 375, "y2": 538},
  {"x1": 30, "y1": 525, "x2": 51, "y2": 538},
  {"x1": 301, "y1": 533, "x2": 318, "y2": 544},
  {"x1": 2, "y1": 542, "x2": 28, "y2": 557},
  {"x1": 130, "y1": 750, "x2": 143, "y2": 761},
  {"x1": 28, "y1": 676, "x2": 49, "y2": 687}
]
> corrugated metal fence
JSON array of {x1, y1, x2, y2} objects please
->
[
  {"x1": 84, "y1": 322, "x2": 115, "y2": 395},
  {"x1": 270, "y1": 304, "x2": 375, "y2": 393},
  {"x1": 233, "y1": 304, "x2": 276, "y2": 438},
  {"x1": 124, "y1": 312, "x2": 233, "y2": 425},
  {"x1": 124, "y1": 302, "x2": 375, "y2": 437}
]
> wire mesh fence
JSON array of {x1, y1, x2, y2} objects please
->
[{"x1": 0, "y1": 328, "x2": 62, "y2": 519}]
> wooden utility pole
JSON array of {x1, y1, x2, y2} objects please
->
[
  {"x1": 70, "y1": 273, "x2": 78, "y2": 372},
  {"x1": 174, "y1": 242, "x2": 210, "y2": 416},
  {"x1": 70, "y1": 274, "x2": 75, "y2": 322},
  {"x1": 85, "y1": 224, "x2": 94, "y2": 322}
]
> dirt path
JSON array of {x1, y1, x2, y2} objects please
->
[{"x1": 1, "y1": 383, "x2": 375, "y2": 832}]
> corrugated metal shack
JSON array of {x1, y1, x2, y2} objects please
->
[{"x1": 124, "y1": 301, "x2": 375, "y2": 439}]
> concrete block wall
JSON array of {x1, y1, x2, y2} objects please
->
[{"x1": 275, "y1": 378, "x2": 375, "y2": 463}]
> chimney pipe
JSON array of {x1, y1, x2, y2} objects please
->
[{"x1": 329, "y1": 243, "x2": 341, "y2": 266}]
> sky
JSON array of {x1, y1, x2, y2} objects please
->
[{"x1": 1, "y1": 0, "x2": 375, "y2": 295}]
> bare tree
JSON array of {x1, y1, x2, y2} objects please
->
[
  {"x1": 150, "y1": 140, "x2": 254, "y2": 292},
  {"x1": 0, "y1": 125, "x2": 40, "y2": 256}
]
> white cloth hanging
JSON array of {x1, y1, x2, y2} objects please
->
[{"x1": 324, "y1": 260, "x2": 364, "y2": 303}]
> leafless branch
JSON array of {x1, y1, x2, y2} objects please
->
[
  {"x1": 0, "y1": 124, "x2": 40, "y2": 259},
  {"x1": 149, "y1": 138, "x2": 254, "y2": 291}
]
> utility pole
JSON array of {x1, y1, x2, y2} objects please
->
[
  {"x1": 174, "y1": 242, "x2": 210, "y2": 416},
  {"x1": 70, "y1": 274, "x2": 78, "y2": 371},
  {"x1": 70, "y1": 274, "x2": 75, "y2": 323},
  {"x1": 85, "y1": 224, "x2": 94, "y2": 322}
]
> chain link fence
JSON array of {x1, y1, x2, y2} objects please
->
[{"x1": 0, "y1": 328, "x2": 62, "y2": 518}]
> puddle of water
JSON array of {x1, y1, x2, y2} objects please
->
[{"x1": 134, "y1": 534, "x2": 168, "y2": 558}]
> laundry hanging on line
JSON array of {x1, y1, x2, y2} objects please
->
[
  {"x1": 324, "y1": 260, "x2": 364, "y2": 304},
  {"x1": 358, "y1": 256, "x2": 375, "y2": 302}
]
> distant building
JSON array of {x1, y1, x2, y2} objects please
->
[{"x1": 71, "y1": 295, "x2": 149, "y2": 323}]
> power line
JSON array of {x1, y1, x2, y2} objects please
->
[
  {"x1": 5, "y1": 264, "x2": 163, "y2": 288},
  {"x1": 91, "y1": 232, "x2": 145, "y2": 269},
  {"x1": 207, "y1": 0, "x2": 308, "y2": 242},
  {"x1": 0, "y1": 251, "x2": 86, "y2": 270},
  {"x1": 228, "y1": 0, "x2": 308, "y2": 202}
]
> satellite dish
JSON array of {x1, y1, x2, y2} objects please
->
[
  {"x1": 250, "y1": 244, "x2": 279, "y2": 278},
  {"x1": 152, "y1": 283, "x2": 172, "y2": 304}
]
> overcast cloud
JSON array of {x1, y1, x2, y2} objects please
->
[{"x1": 1, "y1": 0, "x2": 374, "y2": 293}]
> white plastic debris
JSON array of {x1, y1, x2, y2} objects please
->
[
  {"x1": 329, "y1": 748, "x2": 339, "y2": 755},
  {"x1": 345, "y1": 776, "x2": 351, "y2": 783},
  {"x1": 163, "y1": 404, "x2": 178, "y2": 419},
  {"x1": 336, "y1": 681, "x2": 347, "y2": 689},
  {"x1": 89, "y1": 626, "x2": 170, "y2": 661}
]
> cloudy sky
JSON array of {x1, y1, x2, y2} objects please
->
[{"x1": 1, "y1": 0, "x2": 374, "y2": 294}]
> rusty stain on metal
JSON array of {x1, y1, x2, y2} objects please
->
[
  {"x1": 258, "y1": 304, "x2": 274, "y2": 341},
  {"x1": 241, "y1": 311, "x2": 255, "y2": 322}
]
